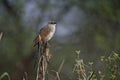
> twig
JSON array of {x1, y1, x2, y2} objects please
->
[
  {"x1": 87, "y1": 72, "x2": 94, "y2": 80},
  {"x1": 36, "y1": 56, "x2": 42, "y2": 80},
  {"x1": 80, "y1": 60, "x2": 87, "y2": 80},
  {"x1": 23, "y1": 72, "x2": 28, "y2": 80},
  {"x1": 0, "y1": 32, "x2": 3, "y2": 40},
  {"x1": 48, "y1": 60, "x2": 64, "y2": 80},
  {"x1": 56, "y1": 72, "x2": 60, "y2": 80},
  {"x1": 58, "y1": 59, "x2": 65, "y2": 73},
  {"x1": 48, "y1": 70, "x2": 60, "y2": 80}
]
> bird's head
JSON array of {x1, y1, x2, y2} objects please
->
[
  {"x1": 49, "y1": 21, "x2": 56, "y2": 25},
  {"x1": 48, "y1": 21, "x2": 57, "y2": 27}
]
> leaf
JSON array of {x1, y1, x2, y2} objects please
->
[
  {"x1": 0, "y1": 72, "x2": 11, "y2": 80},
  {"x1": 75, "y1": 50, "x2": 80, "y2": 55}
]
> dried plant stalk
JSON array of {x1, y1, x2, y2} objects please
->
[
  {"x1": 36, "y1": 42, "x2": 50, "y2": 80},
  {"x1": 0, "y1": 32, "x2": 3, "y2": 40}
]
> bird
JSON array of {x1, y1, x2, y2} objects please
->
[{"x1": 33, "y1": 21, "x2": 56, "y2": 47}]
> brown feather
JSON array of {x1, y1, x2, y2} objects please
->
[
  {"x1": 39, "y1": 25, "x2": 51, "y2": 40},
  {"x1": 33, "y1": 24, "x2": 54, "y2": 47},
  {"x1": 33, "y1": 35, "x2": 41, "y2": 47}
]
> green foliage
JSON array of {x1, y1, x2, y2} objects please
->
[
  {"x1": 73, "y1": 50, "x2": 120, "y2": 80},
  {"x1": 73, "y1": 50, "x2": 95, "y2": 80},
  {"x1": 0, "y1": 72, "x2": 10, "y2": 80},
  {"x1": 100, "y1": 52, "x2": 120, "y2": 80}
]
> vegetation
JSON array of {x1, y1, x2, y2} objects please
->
[
  {"x1": 0, "y1": 50, "x2": 120, "y2": 80},
  {"x1": 73, "y1": 50, "x2": 120, "y2": 80},
  {"x1": 0, "y1": 0, "x2": 120, "y2": 80}
]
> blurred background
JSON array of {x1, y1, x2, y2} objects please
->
[{"x1": 0, "y1": 0, "x2": 120, "y2": 80}]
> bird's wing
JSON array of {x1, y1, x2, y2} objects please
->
[
  {"x1": 39, "y1": 25, "x2": 51, "y2": 39},
  {"x1": 33, "y1": 35, "x2": 41, "y2": 47},
  {"x1": 33, "y1": 25, "x2": 51, "y2": 47}
]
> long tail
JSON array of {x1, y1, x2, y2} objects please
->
[
  {"x1": 34, "y1": 42, "x2": 41, "y2": 70},
  {"x1": 33, "y1": 35, "x2": 41, "y2": 47}
]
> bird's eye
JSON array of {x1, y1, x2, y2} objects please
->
[
  {"x1": 48, "y1": 20, "x2": 56, "y2": 24},
  {"x1": 50, "y1": 21, "x2": 56, "y2": 24}
]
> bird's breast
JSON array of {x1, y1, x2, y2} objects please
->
[{"x1": 44, "y1": 25, "x2": 56, "y2": 41}]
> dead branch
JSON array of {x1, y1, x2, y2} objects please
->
[
  {"x1": 36, "y1": 42, "x2": 50, "y2": 80},
  {"x1": 0, "y1": 32, "x2": 3, "y2": 40},
  {"x1": 23, "y1": 72, "x2": 28, "y2": 80},
  {"x1": 87, "y1": 72, "x2": 94, "y2": 80},
  {"x1": 58, "y1": 60, "x2": 65, "y2": 73},
  {"x1": 48, "y1": 60, "x2": 65, "y2": 80}
]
